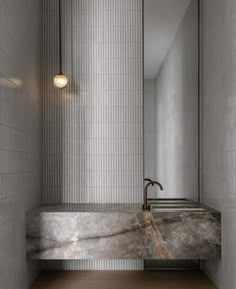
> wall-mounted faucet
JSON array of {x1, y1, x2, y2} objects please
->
[{"x1": 143, "y1": 181, "x2": 163, "y2": 211}]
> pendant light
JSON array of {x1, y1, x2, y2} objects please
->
[{"x1": 53, "y1": 0, "x2": 68, "y2": 89}]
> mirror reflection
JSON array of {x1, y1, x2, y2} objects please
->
[{"x1": 144, "y1": 0, "x2": 199, "y2": 200}]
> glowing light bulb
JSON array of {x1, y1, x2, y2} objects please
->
[{"x1": 53, "y1": 73, "x2": 68, "y2": 89}]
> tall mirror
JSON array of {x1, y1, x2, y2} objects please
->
[{"x1": 144, "y1": 0, "x2": 199, "y2": 201}]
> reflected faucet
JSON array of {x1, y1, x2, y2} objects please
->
[
  {"x1": 144, "y1": 178, "x2": 153, "y2": 183},
  {"x1": 143, "y1": 181, "x2": 163, "y2": 211}
]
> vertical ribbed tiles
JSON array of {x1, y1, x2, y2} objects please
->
[{"x1": 43, "y1": 0, "x2": 143, "y2": 203}]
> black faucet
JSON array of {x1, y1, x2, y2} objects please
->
[
  {"x1": 143, "y1": 181, "x2": 163, "y2": 211},
  {"x1": 144, "y1": 178, "x2": 153, "y2": 183}
]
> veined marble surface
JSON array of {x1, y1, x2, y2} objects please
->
[{"x1": 26, "y1": 203, "x2": 221, "y2": 260}]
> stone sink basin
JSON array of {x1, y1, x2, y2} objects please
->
[{"x1": 148, "y1": 198, "x2": 207, "y2": 212}]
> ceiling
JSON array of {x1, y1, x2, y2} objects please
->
[{"x1": 144, "y1": 0, "x2": 192, "y2": 79}]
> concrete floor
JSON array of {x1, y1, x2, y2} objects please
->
[{"x1": 30, "y1": 270, "x2": 217, "y2": 289}]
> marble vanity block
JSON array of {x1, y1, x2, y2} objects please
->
[{"x1": 26, "y1": 203, "x2": 221, "y2": 260}]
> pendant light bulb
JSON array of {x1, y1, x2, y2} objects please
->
[{"x1": 53, "y1": 73, "x2": 68, "y2": 89}]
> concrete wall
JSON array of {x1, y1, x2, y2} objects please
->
[
  {"x1": 153, "y1": 0, "x2": 198, "y2": 199},
  {"x1": 201, "y1": 0, "x2": 236, "y2": 288},
  {"x1": 0, "y1": 0, "x2": 43, "y2": 288},
  {"x1": 42, "y1": 0, "x2": 143, "y2": 270}
]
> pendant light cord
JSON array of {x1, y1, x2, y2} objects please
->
[{"x1": 59, "y1": 0, "x2": 62, "y2": 74}]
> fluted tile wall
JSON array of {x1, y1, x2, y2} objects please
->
[
  {"x1": 43, "y1": 0, "x2": 143, "y2": 269},
  {"x1": 43, "y1": 0, "x2": 143, "y2": 204},
  {"x1": 0, "y1": 0, "x2": 43, "y2": 288},
  {"x1": 41, "y1": 260, "x2": 143, "y2": 271}
]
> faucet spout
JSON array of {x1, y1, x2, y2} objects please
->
[
  {"x1": 150, "y1": 181, "x2": 163, "y2": 191},
  {"x1": 144, "y1": 178, "x2": 153, "y2": 183},
  {"x1": 143, "y1": 181, "x2": 163, "y2": 211}
]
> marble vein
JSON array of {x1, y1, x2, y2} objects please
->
[{"x1": 26, "y1": 203, "x2": 221, "y2": 260}]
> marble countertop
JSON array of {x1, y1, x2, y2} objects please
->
[
  {"x1": 27, "y1": 203, "x2": 143, "y2": 213},
  {"x1": 27, "y1": 201, "x2": 218, "y2": 214}
]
